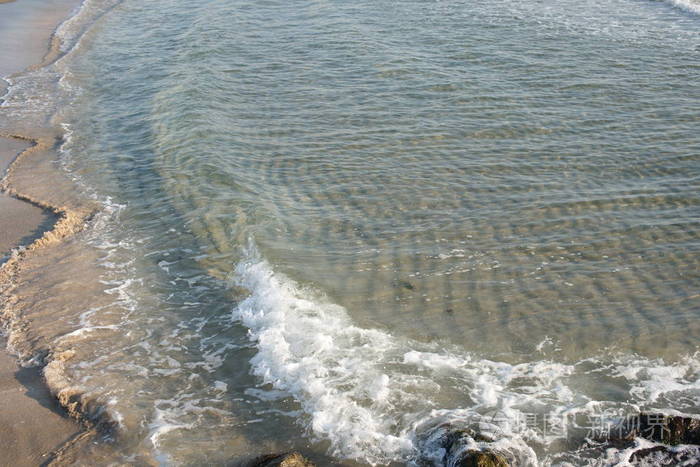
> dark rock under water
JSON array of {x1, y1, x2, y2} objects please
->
[
  {"x1": 433, "y1": 425, "x2": 511, "y2": 467},
  {"x1": 245, "y1": 451, "x2": 315, "y2": 467}
]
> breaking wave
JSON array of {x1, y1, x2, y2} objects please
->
[
  {"x1": 232, "y1": 242, "x2": 700, "y2": 465},
  {"x1": 662, "y1": 0, "x2": 700, "y2": 15}
]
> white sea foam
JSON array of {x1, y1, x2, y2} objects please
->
[
  {"x1": 611, "y1": 353, "x2": 700, "y2": 405},
  {"x1": 148, "y1": 403, "x2": 194, "y2": 462},
  {"x1": 231, "y1": 243, "x2": 700, "y2": 465},
  {"x1": 233, "y1": 250, "x2": 416, "y2": 463},
  {"x1": 231, "y1": 244, "x2": 582, "y2": 464},
  {"x1": 662, "y1": 0, "x2": 700, "y2": 15}
]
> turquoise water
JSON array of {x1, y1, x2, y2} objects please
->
[{"x1": 14, "y1": 0, "x2": 700, "y2": 464}]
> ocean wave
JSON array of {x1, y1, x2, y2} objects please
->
[
  {"x1": 232, "y1": 242, "x2": 700, "y2": 465},
  {"x1": 11, "y1": 0, "x2": 697, "y2": 462},
  {"x1": 661, "y1": 0, "x2": 700, "y2": 14}
]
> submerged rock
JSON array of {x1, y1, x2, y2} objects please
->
[
  {"x1": 454, "y1": 450, "x2": 510, "y2": 467},
  {"x1": 392, "y1": 279, "x2": 415, "y2": 290},
  {"x1": 641, "y1": 413, "x2": 700, "y2": 445},
  {"x1": 432, "y1": 424, "x2": 511, "y2": 467},
  {"x1": 595, "y1": 414, "x2": 700, "y2": 466},
  {"x1": 629, "y1": 444, "x2": 700, "y2": 465},
  {"x1": 246, "y1": 451, "x2": 315, "y2": 467},
  {"x1": 613, "y1": 413, "x2": 700, "y2": 445}
]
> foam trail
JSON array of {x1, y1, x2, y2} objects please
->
[{"x1": 611, "y1": 353, "x2": 700, "y2": 405}]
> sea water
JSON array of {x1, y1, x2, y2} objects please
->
[{"x1": 3, "y1": 0, "x2": 700, "y2": 464}]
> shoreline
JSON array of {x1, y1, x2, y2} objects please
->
[{"x1": 0, "y1": 0, "x2": 100, "y2": 464}]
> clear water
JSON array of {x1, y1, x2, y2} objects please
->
[{"x1": 8, "y1": 0, "x2": 700, "y2": 464}]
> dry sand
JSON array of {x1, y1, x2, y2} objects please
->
[{"x1": 0, "y1": 0, "x2": 86, "y2": 465}]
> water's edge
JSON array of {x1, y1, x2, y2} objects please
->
[{"x1": 0, "y1": 0, "x2": 118, "y2": 461}]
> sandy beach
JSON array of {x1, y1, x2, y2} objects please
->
[{"x1": 0, "y1": 0, "x2": 85, "y2": 464}]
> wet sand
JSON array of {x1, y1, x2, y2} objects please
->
[
  {"x1": 0, "y1": 0, "x2": 80, "y2": 77},
  {"x1": 0, "y1": 0, "x2": 64, "y2": 257},
  {"x1": 0, "y1": 197, "x2": 55, "y2": 261},
  {"x1": 0, "y1": 0, "x2": 78, "y2": 256},
  {"x1": 0, "y1": 337, "x2": 82, "y2": 467},
  {"x1": 0, "y1": 138, "x2": 56, "y2": 258},
  {"x1": 0, "y1": 0, "x2": 85, "y2": 464}
]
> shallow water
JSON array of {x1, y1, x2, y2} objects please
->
[{"x1": 3, "y1": 0, "x2": 700, "y2": 464}]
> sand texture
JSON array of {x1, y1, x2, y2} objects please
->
[{"x1": 0, "y1": 0, "x2": 90, "y2": 464}]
